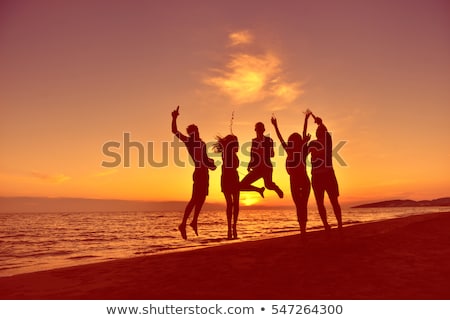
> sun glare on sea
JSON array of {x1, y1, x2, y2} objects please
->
[{"x1": 240, "y1": 194, "x2": 260, "y2": 206}]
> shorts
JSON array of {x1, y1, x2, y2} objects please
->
[
  {"x1": 193, "y1": 168, "x2": 209, "y2": 198},
  {"x1": 312, "y1": 168, "x2": 339, "y2": 197}
]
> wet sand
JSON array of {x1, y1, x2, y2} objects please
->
[{"x1": 1, "y1": 212, "x2": 449, "y2": 299}]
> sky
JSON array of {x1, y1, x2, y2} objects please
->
[{"x1": 1, "y1": 0, "x2": 449, "y2": 208}]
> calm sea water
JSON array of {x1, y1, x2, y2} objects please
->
[{"x1": 0, "y1": 207, "x2": 448, "y2": 277}]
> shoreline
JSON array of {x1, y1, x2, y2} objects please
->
[
  {"x1": 0, "y1": 215, "x2": 416, "y2": 278},
  {"x1": 1, "y1": 211, "x2": 449, "y2": 299}
]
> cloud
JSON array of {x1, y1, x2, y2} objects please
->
[
  {"x1": 205, "y1": 30, "x2": 302, "y2": 107},
  {"x1": 229, "y1": 30, "x2": 253, "y2": 46},
  {"x1": 93, "y1": 169, "x2": 118, "y2": 178},
  {"x1": 271, "y1": 81, "x2": 304, "y2": 103},
  {"x1": 206, "y1": 53, "x2": 279, "y2": 104},
  {"x1": 30, "y1": 171, "x2": 71, "y2": 183}
]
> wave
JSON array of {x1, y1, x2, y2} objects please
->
[{"x1": 11, "y1": 250, "x2": 74, "y2": 259}]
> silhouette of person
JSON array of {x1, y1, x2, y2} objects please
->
[
  {"x1": 240, "y1": 122, "x2": 283, "y2": 198},
  {"x1": 306, "y1": 112, "x2": 342, "y2": 230},
  {"x1": 214, "y1": 135, "x2": 240, "y2": 239},
  {"x1": 171, "y1": 106, "x2": 216, "y2": 240},
  {"x1": 271, "y1": 114, "x2": 311, "y2": 235}
]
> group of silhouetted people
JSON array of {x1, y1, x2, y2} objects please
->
[{"x1": 171, "y1": 106, "x2": 342, "y2": 240}]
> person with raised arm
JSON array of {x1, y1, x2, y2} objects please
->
[
  {"x1": 306, "y1": 111, "x2": 343, "y2": 230},
  {"x1": 171, "y1": 106, "x2": 216, "y2": 240},
  {"x1": 271, "y1": 113, "x2": 311, "y2": 235}
]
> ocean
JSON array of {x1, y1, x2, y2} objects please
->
[{"x1": 0, "y1": 206, "x2": 448, "y2": 277}]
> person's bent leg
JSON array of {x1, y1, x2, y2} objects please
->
[
  {"x1": 179, "y1": 198, "x2": 195, "y2": 240},
  {"x1": 240, "y1": 169, "x2": 265, "y2": 197},
  {"x1": 182, "y1": 199, "x2": 195, "y2": 224},
  {"x1": 190, "y1": 193, "x2": 206, "y2": 236},
  {"x1": 263, "y1": 168, "x2": 283, "y2": 198}
]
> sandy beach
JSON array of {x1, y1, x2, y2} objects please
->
[{"x1": 1, "y1": 212, "x2": 449, "y2": 300}]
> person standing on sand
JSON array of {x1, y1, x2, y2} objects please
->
[
  {"x1": 171, "y1": 106, "x2": 216, "y2": 240},
  {"x1": 306, "y1": 111, "x2": 343, "y2": 230},
  {"x1": 271, "y1": 113, "x2": 311, "y2": 235},
  {"x1": 240, "y1": 122, "x2": 283, "y2": 199},
  {"x1": 214, "y1": 134, "x2": 240, "y2": 239}
]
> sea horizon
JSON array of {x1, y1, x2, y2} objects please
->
[{"x1": 1, "y1": 195, "x2": 449, "y2": 214}]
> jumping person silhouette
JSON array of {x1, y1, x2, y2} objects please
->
[
  {"x1": 171, "y1": 106, "x2": 216, "y2": 239},
  {"x1": 240, "y1": 122, "x2": 283, "y2": 198},
  {"x1": 214, "y1": 134, "x2": 240, "y2": 239},
  {"x1": 306, "y1": 112, "x2": 342, "y2": 230},
  {"x1": 271, "y1": 113, "x2": 311, "y2": 235}
]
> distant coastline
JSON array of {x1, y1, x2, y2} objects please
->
[{"x1": 352, "y1": 197, "x2": 450, "y2": 208}]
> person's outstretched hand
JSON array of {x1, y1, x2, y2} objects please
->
[
  {"x1": 305, "y1": 110, "x2": 313, "y2": 120},
  {"x1": 172, "y1": 106, "x2": 180, "y2": 118},
  {"x1": 304, "y1": 133, "x2": 311, "y2": 143},
  {"x1": 271, "y1": 116, "x2": 277, "y2": 127}
]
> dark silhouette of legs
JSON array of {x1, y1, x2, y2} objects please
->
[
  {"x1": 291, "y1": 183, "x2": 304, "y2": 233},
  {"x1": 241, "y1": 167, "x2": 282, "y2": 198},
  {"x1": 329, "y1": 195, "x2": 342, "y2": 229},
  {"x1": 224, "y1": 191, "x2": 240, "y2": 239},
  {"x1": 179, "y1": 194, "x2": 206, "y2": 239},
  {"x1": 179, "y1": 170, "x2": 208, "y2": 240},
  {"x1": 291, "y1": 178, "x2": 310, "y2": 234},
  {"x1": 312, "y1": 170, "x2": 342, "y2": 231},
  {"x1": 262, "y1": 168, "x2": 283, "y2": 198},
  {"x1": 326, "y1": 172, "x2": 342, "y2": 229},
  {"x1": 224, "y1": 192, "x2": 233, "y2": 239},
  {"x1": 189, "y1": 194, "x2": 206, "y2": 236},
  {"x1": 179, "y1": 200, "x2": 195, "y2": 240},
  {"x1": 312, "y1": 178, "x2": 331, "y2": 231},
  {"x1": 240, "y1": 169, "x2": 265, "y2": 197},
  {"x1": 232, "y1": 191, "x2": 239, "y2": 239}
]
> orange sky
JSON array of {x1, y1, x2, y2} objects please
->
[{"x1": 1, "y1": 0, "x2": 449, "y2": 207}]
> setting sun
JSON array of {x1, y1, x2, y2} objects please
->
[{"x1": 240, "y1": 194, "x2": 262, "y2": 207}]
